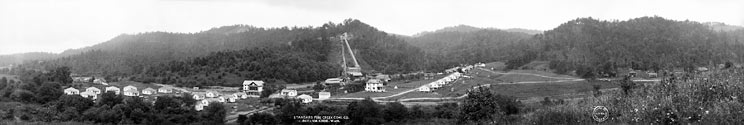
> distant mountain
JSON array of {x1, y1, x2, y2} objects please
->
[
  {"x1": 703, "y1": 22, "x2": 744, "y2": 32},
  {"x1": 0, "y1": 52, "x2": 57, "y2": 67},
  {"x1": 19, "y1": 19, "x2": 425, "y2": 81},
  {"x1": 412, "y1": 25, "x2": 542, "y2": 37},
  {"x1": 412, "y1": 25, "x2": 483, "y2": 37},
  {"x1": 513, "y1": 16, "x2": 744, "y2": 77},
  {"x1": 405, "y1": 27, "x2": 534, "y2": 71},
  {"x1": 503, "y1": 28, "x2": 543, "y2": 35}
]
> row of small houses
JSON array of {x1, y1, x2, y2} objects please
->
[
  {"x1": 419, "y1": 64, "x2": 480, "y2": 92},
  {"x1": 63, "y1": 85, "x2": 177, "y2": 100},
  {"x1": 62, "y1": 80, "x2": 267, "y2": 111}
]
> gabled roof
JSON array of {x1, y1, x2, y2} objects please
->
[
  {"x1": 242, "y1": 80, "x2": 265, "y2": 86},
  {"x1": 64, "y1": 87, "x2": 79, "y2": 91},
  {"x1": 297, "y1": 94, "x2": 312, "y2": 99},
  {"x1": 366, "y1": 79, "x2": 382, "y2": 84}
]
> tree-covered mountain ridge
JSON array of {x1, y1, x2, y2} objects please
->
[
  {"x1": 15, "y1": 19, "x2": 425, "y2": 86},
  {"x1": 516, "y1": 16, "x2": 744, "y2": 77}
]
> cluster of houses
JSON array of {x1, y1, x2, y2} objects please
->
[
  {"x1": 72, "y1": 76, "x2": 109, "y2": 85},
  {"x1": 192, "y1": 90, "x2": 251, "y2": 111},
  {"x1": 63, "y1": 85, "x2": 177, "y2": 100},
  {"x1": 193, "y1": 80, "x2": 265, "y2": 111},
  {"x1": 419, "y1": 72, "x2": 463, "y2": 92},
  {"x1": 419, "y1": 64, "x2": 481, "y2": 92},
  {"x1": 268, "y1": 89, "x2": 331, "y2": 104}
]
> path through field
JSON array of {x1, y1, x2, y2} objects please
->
[{"x1": 329, "y1": 68, "x2": 586, "y2": 102}]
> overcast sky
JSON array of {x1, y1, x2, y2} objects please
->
[{"x1": 1, "y1": 0, "x2": 742, "y2": 55}]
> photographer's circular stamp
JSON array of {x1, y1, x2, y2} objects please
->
[{"x1": 592, "y1": 106, "x2": 609, "y2": 122}]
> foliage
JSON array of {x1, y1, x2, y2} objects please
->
[
  {"x1": 347, "y1": 97, "x2": 383, "y2": 125},
  {"x1": 405, "y1": 26, "x2": 534, "y2": 72},
  {"x1": 383, "y1": 102, "x2": 408, "y2": 122},
  {"x1": 200, "y1": 102, "x2": 227, "y2": 124},
  {"x1": 245, "y1": 113, "x2": 278, "y2": 125},
  {"x1": 535, "y1": 16, "x2": 744, "y2": 75}
]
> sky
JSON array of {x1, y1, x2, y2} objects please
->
[{"x1": 0, "y1": 0, "x2": 742, "y2": 55}]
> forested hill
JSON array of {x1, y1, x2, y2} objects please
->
[
  {"x1": 17, "y1": 19, "x2": 424, "y2": 86},
  {"x1": 405, "y1": 27, "x2": 535, "y2": 72},
  {"x1": 133, "y1": 19, "x2": 424, "y2": 87},
  {"x1": 513, "y1": 16, "x2": 744, "y2": 77}
]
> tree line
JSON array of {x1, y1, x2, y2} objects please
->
[{"x1": 0, "y1": 67, "x2": 226, "y2": 124}]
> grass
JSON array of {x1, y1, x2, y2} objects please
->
[
  {"x1": 484, "y1": 62, "x2": 506, "y2": 71},
  {"x1": 507, "y1": 70, "x2": 578, "y2": 78},
  {"x1": 488, "y1": 80, "x2": 617, "y2": 99},
  {"x1": 383, "y1": 68, "x2": 620, "y2": 103},
  {"x1": 497, "y1": 74, "x2": 567, "y2": 82}
]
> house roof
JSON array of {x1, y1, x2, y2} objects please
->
[
  {"x1": 243, "y1": 80, "x2": 265, "y2": 86},
  {"x1": 64, "y1": 87, "x2": 79, "y2": 91},
  {"x1": 348, "y1": 72, "x2": 363, "y2": 76},
  {"x1": 297, "y1": 94, "x2": 312, "y2": 99},
  {"x1": 366, "y1": 79, "x2": 382, "y2": 84}
]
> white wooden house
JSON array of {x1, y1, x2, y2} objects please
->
[
  {"x1": 206, "y1": 91, "x2": 220, "y2": 98},
  {"x1": 80, "y1": 91, "x2": 98, "y2": 99},
  {"x1": 365, "y1": 79, "x2": 385, "y2": 92},
  {"x1": 123, "y1": 85, "x2": 137, "y2": 92},
  {"x1": 142, "y1": 88, "x2": 157, "y2": 95},
  {"x1": 318, "y1": 92, "x2": 331, "y2": 100},
  {"x1": 105, "y1": 86, "x2": 120, "y2": 95},
  {"x1": 280, "y1": 89, "x2": 297, "y2": 97},
  {"x1": 243, "y1": 80, "x2": 264, "y2": 97},
  {"x1": 123, "y1": 89, "x2": 140, "y2": 96},
  {"x1": 419, "y1": 86, "x2": 431, "y2": 92},
  {"x1": 218, "y1": 95, "x2": 236, "y2": 103},
  {"x1": 158, "y1": 86, "x2": 173, "y2": 93},
  {"x1": 64, "y1": 87, "x2": 80, "y2": 95},
  {"x1": 86, "y1": 87, "x2": 101, "y2": 95},
  {"x1": 233, "y1": 92, "x2": 249, "y2": 99},
  {"x1": 191, "y1": 92, "x2": 206, "y2": 100},
  {"x1": 195, "y1": 104, "x2": 206, "y2": 111},
  {"x1": 430, "y1": 82, "x2": 442, "y2": 89},
  {"x1": 324, "y1": 78, "x2": 344, "y2": 85},
  {"x1": 297, "y1": 94, "x2": 313, "y2": 103}
]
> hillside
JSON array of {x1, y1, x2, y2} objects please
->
[
  {"x1": 405, "y1": 27, "x2": 534, "y2": 72},
  {"x1": 512, "y1": 16, "x2": 744, "y2": 77},
  {"x1": 16, "y1": 19, "x2": 424, "y2": 85}
]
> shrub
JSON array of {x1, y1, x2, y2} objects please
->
[{"x1": 246, "y1": 113, "x2": 278, "y2": 125}]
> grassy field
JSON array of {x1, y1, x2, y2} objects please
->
[
  {"x1": 508, "y1": 70, "x2": 577, "y2": 78},
  {"x1": 382, "y1": 68, "x2": 621, "y2": 102},
  {"x1": 497, "y1": 73, "x2": 568, "y2": 82},
  {"x1": 484, "y1": 62, "x2": 506, "y2": 71}
]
